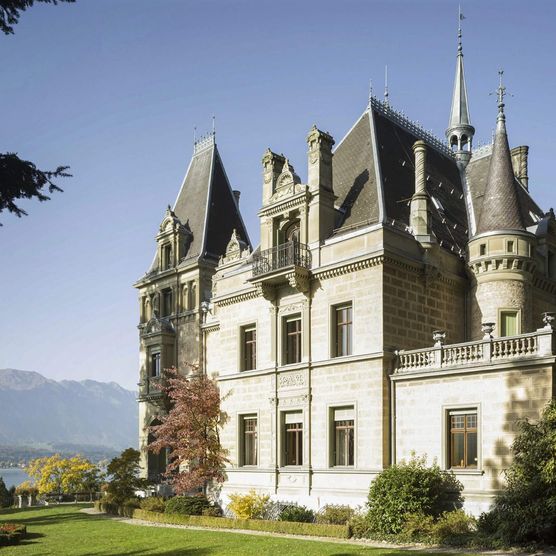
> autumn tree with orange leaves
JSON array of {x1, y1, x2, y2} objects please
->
[{"x1": 147, "y1": 366, "x2": 229, "y2": 494}]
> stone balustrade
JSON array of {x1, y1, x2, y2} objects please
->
[{"x1": 394, "y1": 327, "x2": 554, "y2": 374}]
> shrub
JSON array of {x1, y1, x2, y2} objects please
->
[
  {"x1": 348, "y1": 512, "x2": 372, "y2": 539},
  {"x1": 165, "y1": 495, "x2": 210, "y2": 516},
  {"x1": 366, "y1": 455, "x2": 463, "y2": 535},
  {"x1": 477, "y1": 400, "x2": 556, "y2": 547},
  {"x1": 316, "y1": 504, "x2": 355, "y2": 525},
  {"x1": 122, "y1": 497, "x2": 141, "y2": 509},
  {"x1": 431, "y1": 510, "x2": 476, "y2": 546},
  {"x1": 400, "y1": 512, "x2": 435, "y2": 543},
  {"x1": 227, "y1": 490, "x2": 270, "y2": 519},
  {"x1": 140, "y1": 496, "x2": 165, "y2": 513},
  {"x1": 279, "y1": 503, "x2": 315, "y2": 523},
  {"x1": 0, "y1": 523, "x2": 27, "y2": 546},
  {"x1": 202, "y1": 505, "x2": 223, "y2": 517}
]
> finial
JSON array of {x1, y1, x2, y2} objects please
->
[
  {"x1": 368, "y1": 78, "x2": 373, "y2": 107},
  {"x1": 193, "y1": 126, "x2": 197, "y2": 144},
  {"x1": 458, "y1": 5, "x2": 464, "y2": 54},
  {"x1": 497, "y1": 69, "x2": 506, "y2": 112},
  {"x1": 212, "y1": 115, "x2": 216, "y2": 136},
  {"x1": 384, "y1": 65, "x2": 389, "y2": 107}
]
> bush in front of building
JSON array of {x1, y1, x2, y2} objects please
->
[
  {"x1": 477, "y1": 400, "x2": 556, "y2": 547},
  {"x1": 227, "y1": 490, "x2": 270, "y2": 519},
  {"x1": 400, "y1": 510, "x2": 476, "y2": 546},
  {"x1": 165, "y1": 494, "x2": 210, "y2": 516},
  {"x1": 365, "y1": 454, "x2": 463, "y2": 536},
  {"x1": 315, "y1": 504, "x2": 355, "y2": 525},
  {"x1": 0, "y1": 523, "x2": 27, "y2": 546},
  {"x1": 139, "y1": 496, "x2": 166, "y2": 513},
  {"x1": 278, "y1": 503, "x2": 315, "y2": 523}
]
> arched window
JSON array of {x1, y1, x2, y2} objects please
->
[{"x1": 285, "y1": 221, "x2": 300, "y2": 244}]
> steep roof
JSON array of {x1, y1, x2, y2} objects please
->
[
  {"x1": 147, "y1": 136, "x2": 250, "y2": 273},
  {"x1": 448, "y1": 39, "x2": 472, "y2": 130},
  {"x1": 467, "y1": 146, "x2": 543, "y2": 232},
  {"x1": 474, "y1": 107, "x2": 524, "y2": 234},
  {"x1": 333, "y1": 99, "x2": 469, "y2": 253}
]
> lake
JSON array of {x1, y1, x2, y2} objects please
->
[{"x1": 0, "y1": 468, "x2": 30, "y2": 489}]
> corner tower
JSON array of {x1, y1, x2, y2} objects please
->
[
  {"x1": 468, "y1": 73, "x2": 535, "y2": 339},
  {"x1": 446, "y1": 12, "x2": 474, "y2": 167}
]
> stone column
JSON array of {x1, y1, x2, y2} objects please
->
[{"x1": 410, "y1": 140, "x2": 432, "y2": 242}]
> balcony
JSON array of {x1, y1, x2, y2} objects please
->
[
  {"x1": 137, "y1": 375, "x2": 165, "y2": 401},
  {"x1": 250, "y1": 242, "x2": 312, "y2": 298},
  {"x1": 393, "y1": 326, "x2": 555, "y2": 377},
  {"x1": 252, "y1": 242, "x2": 311, "y2": 276}
]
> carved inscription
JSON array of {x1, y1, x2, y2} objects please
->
[{"x1": 278, "y1": 371, "x2": 305, "y2": 389}]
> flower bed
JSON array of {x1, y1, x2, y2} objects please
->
[
  {"x1": 94, "y1": 502, "x2": 349, "y2": 539},
  {"x1": 0, "y1": 523, "x2": 27, "y2": 546}
]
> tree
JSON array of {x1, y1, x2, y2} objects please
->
[
  {"x1": 0, "y1": 0, "x2": 74, "y2": 35},
  {"x1": 478, "y1": 400, "x2": 556, "y2": 546},
  {"x1": 0, "y1": 477, "x2": 12, "y2": 507},
  {"x1": 148, "y1": 366, "x2": 229, "y2": 494},
  {"x1": 105, "y1": 448, "x2": 146, "y2": 504},
  {"x1": 1, "y1": 1, "x2": 73, "y2": 224},
  {"x1": 26, "y1": 454, "x2": 100, "y2": 497}
]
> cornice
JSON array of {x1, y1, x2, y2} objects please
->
[
  {"x1": 314, "y1": 255, "x2": 384, "y2": 280},
  {"x1": 213, "y1": 288, "x2": 259, "y2": 307},
  {"x1": 258, "y1": 191, "x2": 311, "y2": 218}
]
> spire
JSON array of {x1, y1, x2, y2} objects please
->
[
  {"x1": 475, "y1": 71, "x2": 524, "y2": 234},
  {"x1": 446, "y1": 7, "x2": 474, "y2": 165}
]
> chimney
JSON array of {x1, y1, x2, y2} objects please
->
[
  {"x1": 306, "y1": 125, "x2": 334, "y2": 191},
  {"x1": 233, "y1": 190, "x2": 241, "y2": 206},
  {"x1": 511, "y1": 145, "x2": 529, "y2": 190},
  {"x1": 261, "y1": 149, "x2": 285, "y2": 205},
  {"x1": 410, "y1": 140, "x2": 433, "y2": 243}
]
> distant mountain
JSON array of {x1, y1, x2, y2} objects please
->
[{"x1": 0, "y1": 369, "x2": 137, "y2": 452}]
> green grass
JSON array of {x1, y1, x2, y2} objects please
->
[{"x1": 0, "y1": 504, "x2": 476, "y2": 555}]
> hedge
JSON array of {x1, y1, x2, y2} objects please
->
[{"x1": 94, "y1": 502, "x2": 349, "y2": 538}]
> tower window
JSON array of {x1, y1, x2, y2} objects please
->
[
  {"x1": 500, "y1": 310, "x2": 519, "y2": 337},
  {"x1": 479, "y1": 244, "x2": 486, "y2": 256},
  {"x1": 162, "y1": 289, "x2": 173, "y2": 317},
  {"x1": 507, "y1": 240, "x2": 515, "y2": 253},
  {"x1": 150, "y1": 352, "x2": 161, "y2": 378}
]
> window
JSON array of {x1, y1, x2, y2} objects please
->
[
  {"x1": 283, "y1": 412, "x2": 303, "y2": 466},
  {"x1": 241, "y1": 325, "x2": 257, "y2": 371},
  {"x1": 162, "y1": 289, "x2": 173, "y2": 317},
  {"x1": 507, "y1": 240, "x2": 515, "y2": 253},
  {"x1": 150, "y1": 352, "x2": 161, "y2": 377},
  {"x1": 284, "y1": 315, "x2": 302, "y2": 364},
  {"x1": 241, "y1": 416, "x2": 258, "y2": 466},
  {"x1": 162, "y1": 244, "x2": 172, "y2": 270},
  {"x1": 332, "y1": 407, "x2": 354, "y2": 466},
  {"x1": 479, "y1": 243, "x2": 486, "y2": 256},
  {"x1": 333, "y1": 304, "x2": 353, "y2": 357},
  {"x1": 448, "y1": 411, "x2": 477, "y2": 469},
  {"x1": 500, "y1": 310, "x2": 519, "y2": 337}
]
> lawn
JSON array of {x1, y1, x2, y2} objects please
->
[{"x1": 0, "y1": 505, "x2": 475, "y2": 556}]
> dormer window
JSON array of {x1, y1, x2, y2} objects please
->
[{"x1": 162, "y1": 244, "x2": 172, "y2": 270}]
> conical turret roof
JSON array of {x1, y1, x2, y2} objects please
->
[{"x1": 475, "y1": 80, "x2": 524, "y2": 234}]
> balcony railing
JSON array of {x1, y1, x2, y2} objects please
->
[
  {"x1": 393, "y1": 328, "x2": 554, "y2": 375},
  {"x1": 252, "y1": 242, "x2": 311, "y2": 277},
  {"x1": 138, "y1": 375, "x2": 164, "y2": 399}
]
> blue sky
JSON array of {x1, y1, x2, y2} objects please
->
[{"x1": 1, "y1": 0, "x2": 554, "y2": 389}]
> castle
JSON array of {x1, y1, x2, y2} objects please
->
[{"x1": 134, "y1": 22, "x2": 556, "y2": 514}]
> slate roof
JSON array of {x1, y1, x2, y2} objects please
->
[
  {"x1": 333, "y1": 101, "x2": 469, "y2": 253},
  {"x1": 146, "y1": 140, "x2": 250, "y2": 274},
  {"x1": 475, "y1": 115, "x2": 524, "y2": 234}
]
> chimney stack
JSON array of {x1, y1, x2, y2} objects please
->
[
  {"x1": 410, "y1": 140, "x2": 433, "y2": 243},
  {"x1": 306, "y1": 125, "x2": 334, "y2": 191}
]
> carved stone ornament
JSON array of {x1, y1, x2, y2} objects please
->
[
  {"x1": 220, "y1": 229, "x2": 249, "y2": 265},
  {"x1": 542, "y1": 312, "x2": 556, "y2": 330},
  {"x1": 278, "y1": 371, "x2": 306, "y2": 389},
  {"x1": 143, "y1": 315, "x2": 175, "y2": 336},
  {"x1": 278, "y1": 394, "x2": 309, "y2": 407},
  {"x1": 286, "y1": 268, "x2": 311, "y2": 294},
  {"x1": 432, "y1": 330, "x2": 446, "y2": 347},
  {"x1": 256, "y1": 282, "x2": 276, "y2": 301},
  {"x1": 481, "y1": 322, "x2": 496, "y2": 339}
]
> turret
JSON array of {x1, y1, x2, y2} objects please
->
[
  {"x1": 468, "y1": 72, "x2": 536, "y2": 339},
  {"x1": 446, "y1": 13, "x2": 474, "y2": 167}
]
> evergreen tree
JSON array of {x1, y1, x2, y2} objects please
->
[{"x1": 0, "y1": 477, "x2": 12, "y2": 507}]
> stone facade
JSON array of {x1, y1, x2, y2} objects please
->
[{"x1": 135, "y1": 42, "x2": 556, "y2": 513}]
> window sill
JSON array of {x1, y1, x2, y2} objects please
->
[{"x1": 449, "y1": 469, "x2": 484, "y2": 475}]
